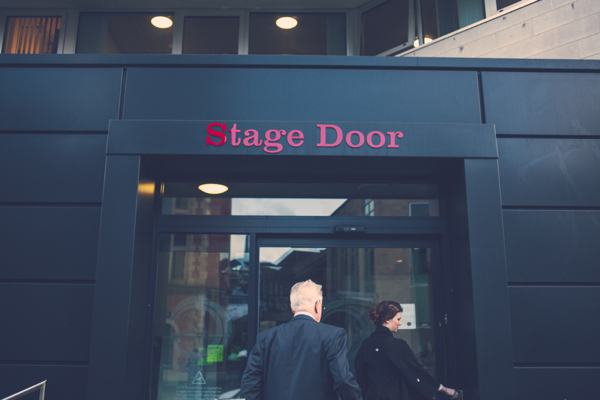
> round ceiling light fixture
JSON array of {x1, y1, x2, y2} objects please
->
[
  {"x1": 276, "y1": 16, "x2": 298, "y2": 29},
  {"x1": 151, "y1": 16, "x2": 173, "y2": 29},
  {"x1": 198, "y1": 183, "x2": 229, "y2": 195}
]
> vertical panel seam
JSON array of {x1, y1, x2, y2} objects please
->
[
  {"x1": 118, "y1": 68, "x2": 128, "y2": 120},
  {"x1": 477, "y1": 71, "x2": 486, "y2": 124}
]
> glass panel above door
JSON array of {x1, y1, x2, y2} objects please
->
[
  {"x1": 161, "y1": 182, "x2": 439, "y2": 216},
  {"x1": 259, "y1": 244, "x2": 437, "y2": 377},
  {"x1": 152, "y1": 234, "x2": 249, "y2": 400}
]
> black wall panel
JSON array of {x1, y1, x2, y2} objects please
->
[
  {"x1": 122, "y1": 68, "x2": 482, "y2": 123},
  {"x1": 0, "y1": 284, "x2": 94, "y2": 362},
  {"x1": 509, "y1": 287, "x2": 600, "y2": 363},
  {"x1": 0, "y1": 134, "x2": 107, "y2": 203},
  {"x1": 504, "y1": 210, "x2": 600, "y2": 283},
  {"x1": 482, "y1": 71, "x2": 600, "y2": 135},
  {"x1": 0, "y1": 207, "x2": 100, "y2": 281},
  {"x1": 0, "y1": 365, "x2": 87, "y2": 400},
  {"x1": 497, "y1": 138, "x2": 600, "y2": 207},
  {"x1": 0, "y1": 68, "x2": 121, "y2": 132},
  {"x1": 514, "y1": 367, "x2": 600, "y2": 400}
]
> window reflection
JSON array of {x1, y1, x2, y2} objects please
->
[
  {"x1": 76, "y1": 13, "x2": 174, "y2": 54},
  {"x1": 183, "y1": 17, "x2": 239, "y2": 54},
  {"x1": 161, "y1": 182, "x2": 439, "y2": 217},
  {"x1": 152, "y1": 234, "x2": 249, "y2": 400},
  {"x1": 361, "y1": 0, "x2": 411, "y2": 55},
  {"x1": 249, "y1": 13, "x2": 346, "y2": 55},
  {"x1": 259, "y1": 246, "x2": 436, "y2": 376}
]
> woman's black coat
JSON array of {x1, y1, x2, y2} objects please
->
[{"x1": 354, "y1": 326, "x2": 441, "y2": 400}]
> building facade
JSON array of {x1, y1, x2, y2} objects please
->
[{"x1": 1, "y1": 1, "x2": 599, "y2": 400}]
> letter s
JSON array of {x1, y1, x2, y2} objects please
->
[{"x1": 206, "y1": 122, "x2": 227, "y2": 146}]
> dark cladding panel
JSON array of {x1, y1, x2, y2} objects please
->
[
  {"x1": 510, "y1": 287, "x2": 600, "y2": 364},
  {"x1": 0, "y1": 365, "x2": 87, "y2": 400},
  {"x1": 0, "y1": 134, "x2": 106, "y2": 203},
  {"x1": 504, "y1": 210, "x2": 600, "y2": 283},
  {"x1": 514, "y1": 367, "x2": 600, "y2": 400},
  {"x1": 0, "y1": 68, "x2": 121, "y2": 132},
  {"x1": 0, "y1": 207, "x2": 100, "y2": 281},
  {"x1": 498, "y1": 138, "x2": 600, "y2": 207},
  {"x1": 123, "y1": 68, "x2": 481, "y2": 123},
  {"x1": 482, "y1": 71, "x2": 600, "y2": 135},
  {"x1": 0, "y1": 284, "x2": 94, "y2": 362}
]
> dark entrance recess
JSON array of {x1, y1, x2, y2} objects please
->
[{"x1": 87, "y1": 119, "x2": 513, "y2": 400}]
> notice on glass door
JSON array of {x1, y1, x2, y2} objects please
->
[
  {"x1": 398, "y1": 303, "x2": 416, "y2": 330},
  {"x1": 175, "y1": 385, "x2": 221, "y2": 400}
]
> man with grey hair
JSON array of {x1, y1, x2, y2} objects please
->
[{"x1": 240, "y1": 279, "x2": 362, "y2": 400}]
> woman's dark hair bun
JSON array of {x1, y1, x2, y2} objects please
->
[{"x1": 369, "y1": 301, "x2": 403, "y2": 326}]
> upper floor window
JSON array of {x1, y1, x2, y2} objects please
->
[
  {"x1": 418, "y1": 0, "x2": 484, "y2": 47},
  {"x1": 249, "y1": 13, "x2": 346, "y2": 55},
  {"x1": 361, "y1": 0, "x2": 412, "y2": 56},
  {"x1": 2, "y1": 16, "x2": 61, "y2": 54},
  {"x1": 183, "y1": 16, "x2": 239, "y2": 54},
  {"x1": 1, "y1": 0, "x2": 535, "y2": 56},
  {"x1": 496, "y1": 0, "x2": 522, "y2": 10},
  {"x1": 76, "y1": 12, "x2": 174, "y2": 54}
]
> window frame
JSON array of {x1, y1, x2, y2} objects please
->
[
  {"x1": 356, "y1": 0, "x2": 416, "y2": 56},
  {"x1": 0, "y1": 9, "x2": 69, "y2": 54}
]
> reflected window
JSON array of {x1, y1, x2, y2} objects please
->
[
  {"x1": 259, "y1": 245, "x2": 436, "y2": 376},
  {"x1": 361, "y1": 0, "x2": 411, "y2": 56},
  {"x1": 76, "y1": 13, "x2": 174, "y2": 54},
  {"x1": 249, "y1": 13, "x2": 346, "y2": 55},
  {"x1": 152, "y1": 234, "x2": 249, "y2": 400},
  {"x1": 183, "y1": 17, "x2": 239, "y2": 54},
  {"x1": 161, "y1": 182, "x2": 439, "y2": 217},
  {"x1": 2, "y1": 16, "x2": 61, "y2": 54}
]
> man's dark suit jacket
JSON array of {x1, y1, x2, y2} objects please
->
[
  {"x1": 240, "y1": 314, "x2": 363, "y2": 400},
  {"x1": 354, "y1": 326, "x2": 440, "y2": 400}
]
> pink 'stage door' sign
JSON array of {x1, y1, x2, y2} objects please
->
[{"x1": 206, "y1": 122, "x2": 404, "y2": 154}]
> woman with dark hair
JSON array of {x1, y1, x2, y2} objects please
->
[{"x1": 355, "y1": 301, "x2": 458, "y2": 400}]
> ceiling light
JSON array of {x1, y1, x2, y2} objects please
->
[
  {"x1": 198, "y1": 183, "x2": 228, "y2": 195},
  {"x1": 151, "y1": 16, "x2": 173, "y2": 29},
  {"x1": 414, "y1": 36, "x2": 433, "y2": 48},
  {"x1": 276, "y1": 17, "x2": 298, "y2": 29}
]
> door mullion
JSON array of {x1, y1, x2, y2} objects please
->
[{"x1": 247, "y1": 233, "x2": 260, "y2": 349}]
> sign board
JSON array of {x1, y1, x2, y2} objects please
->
[{"x1": 398, "y1": 303, "x2": 416, "y2": 330}]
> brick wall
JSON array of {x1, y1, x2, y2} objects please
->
[{"x1": 403, "y1": 0, "x2": 600, "y2": 59}]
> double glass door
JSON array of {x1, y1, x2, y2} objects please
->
[{"x1": 151, "y1": 234, "x2": 443, "y2": 400}]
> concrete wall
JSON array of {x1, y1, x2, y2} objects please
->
[{"x1": 404, "y1": 0, "x2": 600, "y2": 59}]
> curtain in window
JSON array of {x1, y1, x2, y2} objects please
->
[{"x1": 3, "y1": 17, "x2": 61, "y2": 54}]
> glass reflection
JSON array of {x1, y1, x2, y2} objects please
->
[
  {"x1": 259, "y1": 245, "x2": 436, "y2": 377},
  {"x1": 152, "y1": 234, "x2": 249, "y2": 400},
  {"x1": 162, "y1": 182, "x2": 439, "y2": 217}
]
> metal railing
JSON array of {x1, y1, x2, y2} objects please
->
[{"x1": 1, "y1": 380, "x2": 46, "y2": 400}]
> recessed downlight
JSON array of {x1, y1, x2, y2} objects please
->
[
  {"x1": 198, "y1": 183, "x2": 228, "y2": 195},
  {"x1": 276, "y1": 16, "x2": 298, "y2": 29},
  {"x1": 151, "y1": 16, "x2": 173, "y2": 29}
]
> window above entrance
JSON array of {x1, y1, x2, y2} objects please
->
[{"x1": 161, "y1": 182, "x2": 439, "y2": 217}]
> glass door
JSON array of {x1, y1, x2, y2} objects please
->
[
  {"x1": 152, "y1": 233, "x2": 250, "y2": 400},
  {"x1": 258, "y1": 237, "x2": 444, "y2": 378}
]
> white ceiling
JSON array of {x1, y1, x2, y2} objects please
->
[{"x1": 2, "y1": 0, "x2": 376, "y2": 10}]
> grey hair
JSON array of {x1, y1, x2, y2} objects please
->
[{"x1": 290, "y1": 279, "x2": 323, "y2": 311}]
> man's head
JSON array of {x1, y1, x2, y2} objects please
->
[{"x1": 290, "y1": 279, "x2": 324, "y2": 322}]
